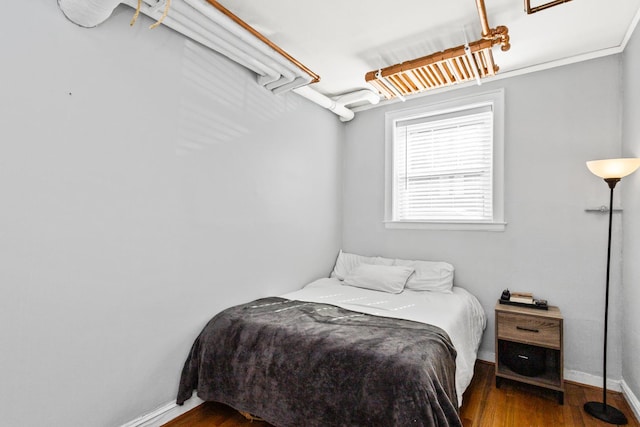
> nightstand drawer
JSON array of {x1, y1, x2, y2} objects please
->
[{"x1": 497, "y1": 312, "x2": 561, "y2": 349}]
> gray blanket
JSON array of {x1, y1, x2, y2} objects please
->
[{"x1": 177, "y1": 297, "x2": 461, "y2": 427}]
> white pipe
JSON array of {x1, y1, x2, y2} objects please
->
[
  {"x1": 271, "y1": 77, "x2": 311, "y2": 95},
  {"x1": 159, "y1": 17, "x2": 277, "y2": 82},
  {"x1": 57, "y1": 0, "x2": 310, "y2": 91},
  {"x1": 293, "y1": 86, "x2": 355, "y2": 122},
  {"x1": 170, "y1": 1, "x2": 297, "y2": 87},
  {"x1": 152, "y1": 4, "x2": 281, "y2": 84},
  {"x1": 56, "y1": 0, "x2": 378, "y2": 121},
  {"x1": 333, "y1": 89, "x2": 380, "y2": 107},
  {"x1": 126, "y1": 1, "x2": 290, "y2": 89},
  {"x1": 183, "y1": 0, "x2": 312, "y2": 89}
]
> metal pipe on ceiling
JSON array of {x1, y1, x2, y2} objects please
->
[{"x1": 365, "y1": 0, "x2": 510, "y2": 99}]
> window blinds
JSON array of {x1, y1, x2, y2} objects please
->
[{"x1": 393, "y1": 104, "x2": 494, "y2": 222}]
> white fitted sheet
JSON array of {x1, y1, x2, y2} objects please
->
[{"x1": 281, "y1": 277, "x2": 487, "y2": 405}]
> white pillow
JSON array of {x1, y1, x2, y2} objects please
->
[
  {"x1": 393, "y1": 259, "x2": 454, "y2": 293},
  {"x1": 342, "y1": 264, "x2": 414, "y2": 294},
  {"x1": 331, "y1": 250, "x2": 393, "y2": 280}
]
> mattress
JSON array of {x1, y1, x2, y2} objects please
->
[
  {"x1": 281, "y1": 277, "x2": 487, "y2": 404},
  {"x1": 177, "y1": 295, "x2": 461, "y2": 426}
]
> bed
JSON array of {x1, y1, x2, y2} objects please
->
[{"x1": 177, "y1": 252, "x2": 486, "y2": 427}]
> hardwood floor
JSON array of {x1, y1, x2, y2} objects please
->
[
  {"x1": 461, "y1": 362, "x2": 638, "y2": 427},
  {"x1": 163, "y1": 361, "x2": 639, "y2": 426}
]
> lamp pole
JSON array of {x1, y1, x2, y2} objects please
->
[
  {"x1": 602, "y1": 178, "x2": 617, "y2": 412},
  {"x1": 583, "y1": 158, "x2": 640, "y2": 425}
]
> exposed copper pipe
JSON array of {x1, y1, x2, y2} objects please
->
[
  {"x1": 475, "y1": 0, "x2": 510, "y2": 51},
  {"x1": 365, "y1": 38, "x2": 495, "y2": 81},
  {"x1": 365, "y1": 0, "x2": 511, "y2": 99},
  {"x1": 475, "y1": 0, "x2": 491, "y2": 38},
  {"x1": 204, "y1": 0, "x2": 320, "y2": 83}
]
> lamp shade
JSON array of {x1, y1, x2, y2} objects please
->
[{"x1": 586, "y1": 158, "x2": 640, "y2": 179}]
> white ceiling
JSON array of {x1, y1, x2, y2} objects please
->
[{"x1": 217, "y1": 0, "x2": 640, "y2": 98}]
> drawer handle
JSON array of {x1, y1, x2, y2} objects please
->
[{"x1": 516, "y1": 325, "x2": 539, "y2": 333}]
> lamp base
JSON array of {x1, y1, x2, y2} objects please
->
[{"x1": 584, "y1": 401, "x2": 628, "y2": 425}]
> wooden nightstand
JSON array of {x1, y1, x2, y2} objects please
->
[{"x1": 495, "y1": 302, "x2": 564, "y2": 404}]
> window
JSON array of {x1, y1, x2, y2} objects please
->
[{"x1": 385, "y1": 89, "x2": 505, "y2": 231}]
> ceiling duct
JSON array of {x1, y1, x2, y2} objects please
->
[
  {"x1": 365, "y1": 0, "x2": 510, "y2": 99},
  {"x1": 58, "y1": 0, "x2": 379, "y2": 121}
]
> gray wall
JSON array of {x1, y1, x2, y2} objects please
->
[
  {"x1": 622, "y1": 20, "x2": 640, "y2": 403},
  {"x1": 3, "y1": 2, "x2": 638, "y2": 425},
  {"x1": 0, "y1": 2, "x2": 342, "y2": 426},
  {"x1": 343, "y1": 56, "x2": 625, "y2": 379}
]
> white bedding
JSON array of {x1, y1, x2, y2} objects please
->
[{"x1": 281, "y1": 277, "x2": 487, "y2": 405}]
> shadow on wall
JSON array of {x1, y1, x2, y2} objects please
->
[{"x1": 177, "y1": 40, "x2": 304, "y2": 154}]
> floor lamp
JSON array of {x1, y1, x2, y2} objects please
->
[{"x1": 584, "y1": 158, "x2": 640, "y2": 425}]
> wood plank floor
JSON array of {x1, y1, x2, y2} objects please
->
[{"x1": 163, "y1": 361, "x2": 639, "y2": 427}]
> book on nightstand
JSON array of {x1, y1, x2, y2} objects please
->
[
  {"x1": 498, "y1": 290, "x2": 548, "y2": 310},
  {"x1": 509, "y1": 292, "x2": 534, "y2": 304}
]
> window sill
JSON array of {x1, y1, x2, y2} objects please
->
[{"x1": 384, "y1": 221, "x2": 507, "y2": 232}]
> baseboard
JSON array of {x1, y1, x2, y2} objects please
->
[
  {"x1": 564, "y1": 369, "x2": 622, "y2": 392},
  {"x1": 476, "y1": 351, "x2": 623, "y2": 391},
  {"x1": 120, "y1": 395, "x2": 204, "y2": 427},
  {"x1": 622, "y1": 380, "x2": 640, "y2": 422}
]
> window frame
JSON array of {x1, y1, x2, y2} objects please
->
[{"x1": 384, "y1": 89, "x2": 506, "y2": 231}]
